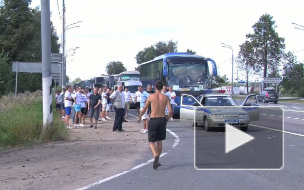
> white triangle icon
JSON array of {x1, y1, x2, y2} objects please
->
[{"x1": 225, "y1": 123, "x2": 254, "y2": 154}]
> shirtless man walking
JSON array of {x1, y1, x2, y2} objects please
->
[{"x1": 138, "y1": 81, "x2": 173, "y2": 169}]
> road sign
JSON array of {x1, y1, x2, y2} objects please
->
[
  {"x1": 51, "y1": 53, "x2": 62, "y2": 62},
  {"x1": 264, "y1": 77, "x2": 281, "y2": 84},
  {"x1": 238, "y1": 80, "x2": 246, "y2": 84},
  {"x1": 225, "y1": 123, "x2": 254, "y2": 154},
  {"x1": 12, "y1": 62, "x2": 61, "y2": 74}
]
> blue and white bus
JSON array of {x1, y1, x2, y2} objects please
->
[
  {"x1": 118, "y1": 71, "x2": 140, "y2": 81},
  {"x1": 138, "y1": 52, "x2": 218, "y2": 117}
]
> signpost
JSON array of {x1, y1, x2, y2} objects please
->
[
  {"x1": 11, "y1": 1, "x2": 60, "y2": 127},
  {"x1": 264, "y1": 77, "x2": 281, "y2": 84},
  {"x1": 12, "y1": 61, "x2": 62, "y2": 96}
]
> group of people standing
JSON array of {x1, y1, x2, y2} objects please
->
[
  {"x1": 55, "y1": 81, "x2": 176, "y2": 170},
  {"x1": 55, "y1": 85, "x2": 133, "y2": 130}
]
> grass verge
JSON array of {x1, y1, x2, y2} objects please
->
[{"x1": 0, "y1": 91, "x2": 68, "y2": 149}]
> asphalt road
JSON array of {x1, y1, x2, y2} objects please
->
[{"x1": 83, "y1": 104, "x2": 304, "y2": 190}]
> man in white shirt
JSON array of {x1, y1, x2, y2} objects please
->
[
  {"x1": 168, "y1": 86, "x2": 176, "y2": 121},
  {"x1": 123, "y1": 87, "x2": 131, "y2": 120},
  {"x1": 110, "y1": 85, "x2": 125, "y2": 132},
  {"x1": 60, "y1": 88, "x2": 66, "y2": 119},
  {"x1": 100, "y1": 87, "x2": 108, "y2": 122},
  {"x1": 161, "y1": 85, "x2": 171, "y2": 117},
  {"x1": 134, "y1": 87, "x2": 142, "y2": 116},
  {"x1": 71, "y1": 88, "x2": 77, "y2": 126},
  {"x1": 74, "y1": 87, "x2": 83, "y2": 128},
  {"x1": 64, "y1": 85, "x2": 73, "y2": 129},
  {"x1": 55, "y1": 90, "x2": 62, "y2": 113}
]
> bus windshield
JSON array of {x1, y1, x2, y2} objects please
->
[
  {"x1": 121, "y1": 74, "x2": 140, "y2": 81},
  {"x1": 125, "y1": 85, "x2": 140, "y2": 93},
  {"x1": 167, "y1": 57, "x2": 208, "y2": 90}
]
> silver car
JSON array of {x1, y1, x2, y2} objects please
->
[{"x1": 180, "y1": 94, "x2": 260, "y2": 131}]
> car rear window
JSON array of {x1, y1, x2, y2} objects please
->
[{"x1": 266, "y1": 91, "x2": 277, "y2": 95}]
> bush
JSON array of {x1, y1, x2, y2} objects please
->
[{"x1": 0, "y1": 91, "x2": 68, "y2": 149}]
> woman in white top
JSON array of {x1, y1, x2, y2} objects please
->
[
  {"x1": 80, "y1": 89, "x2": 88, "y2": 126},
  {"x1": 134, "y1": 88, "x2": 142, "y2": 116}
]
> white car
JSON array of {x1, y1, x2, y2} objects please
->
[{"x1": 179, "y1": 93, "x2": 260, "y2": 131}]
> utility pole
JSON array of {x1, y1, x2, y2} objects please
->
[
  {"x1": 62, "y1": 0, "x2": 66, "y2": 88},
  {"x1": 41, "y1": 0, "x2": 53, "y2": 126}
]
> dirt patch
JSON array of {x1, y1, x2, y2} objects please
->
[{"x1": 0, "y1": 113, "x2": 150, "y2": 190}]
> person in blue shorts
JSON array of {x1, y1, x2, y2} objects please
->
[{"x1": 64, "y1": 85, "x2": 74, "y2": 129}]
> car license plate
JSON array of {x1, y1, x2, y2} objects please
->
[
  {"x1": 225, "y1": 119, "x2": 239, "y2": 124},
  {"x1": 271, "y1": 97, "x2": 275, "y2": 98}
]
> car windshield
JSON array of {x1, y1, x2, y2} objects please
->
[{"x1": 204, "y1": 96, "x2": 238, "y2": 106}]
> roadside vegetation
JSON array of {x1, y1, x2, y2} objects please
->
[{"x1": 0, "y1": 91, "x2": 68, "y2": 149}]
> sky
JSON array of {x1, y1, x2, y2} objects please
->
[{"x1": 30, "y1": 0, "x2": 304, "y2": 82}]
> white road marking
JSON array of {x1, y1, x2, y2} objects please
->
[
  {"x1": 283, "y1": 109, "x2": 304, "y2": 113},
  {"x1": 251, "y1": 124, "x2": 304, "y2": 137},
  {"x1": 262, "y1": 114, "x2": 304, "y2": 121},
  {"x1": 128, "y1": 113, "x2": 139, "y2": 119},
  {"x1": 260, "y1": 105, "x2": 304, "y2": 112},
  {"x1": 76, "y1": 116, "x2": 180, "y2": 190}
]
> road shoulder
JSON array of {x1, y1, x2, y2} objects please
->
[{"x1": 0, "y1": 113, "x2": 150, "y2": 190}]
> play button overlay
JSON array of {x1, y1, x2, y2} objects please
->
[
  {"x1": 225, "y1": 123, "x2": 254, "y2": 154},
  {"x1": 194, "y1": 106, "x2": 283, "y2": 170}
]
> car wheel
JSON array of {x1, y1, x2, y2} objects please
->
[
  {"x1": 262, "y1": 98, "x2": 268, "y2": 103},
  {"x1": 204, "y1": 117, "x2": 210, "y2": 131},
  {"x1": 240, "y1": 126, "x2": 248, "y2": 131},
  {"x1": 274, "y1": 101, "x2": 278, "y2": 104}
]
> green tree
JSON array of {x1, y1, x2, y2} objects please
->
[
  {"x1": 211, "y1": 75, "x2": 229, "y2": 88},
  {"x1": 246, "y1": 14, "x2": 285, "y2": 86},
  {"x1": 282, "y1": 52, "x2": 304, "y2": 97},
  {"x1": 0, "y1": 1, "x2": 60, "y2": 95},
  {"x1": 0, "y1": 0, "x2": 34, "y2": 61},
  {"x1": 66, "y1": 75, "x2": 70, "y2": 84},
  {"x1": 236, "y1": 41, "x2": 254, "y2": 94},
  {"x1": 71, "y1": 77, "x2": 82, "y2": 85},
  {"x1": 186, "y1": 49, "x2": 196, "y2": 54},
  {"x1": 135, "y1": 40, "x2": 178, "y2": 64},
  {"x1": 0, "y1": 53, "x2": 13, "y2": 97},
  {"x1": 106, "y1": 61, "x2": 126, "y2": 75}
]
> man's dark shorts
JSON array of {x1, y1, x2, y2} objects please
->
[
  {"x1": 56, "y1": 103, "x2": 61, "y2": 110},
  {"x1": 81, "y1": 107, "x2": 88, "y2": 115},
  {"x1": 136, "y1": 102, "x2": 140, "y2": 109},
  {"x1": 60, "y1": 103, "x2": 65, "y2": 110},
  {"x1": 89, "y1": 107, "x2": 100, "y2": 120},
  {"x1": 148, "y1": 117, "x2": 167, "y2": 142}
]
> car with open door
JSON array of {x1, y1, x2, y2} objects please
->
[{"x1": 179, "y1": 90, "x2": 260, "y2": 131}]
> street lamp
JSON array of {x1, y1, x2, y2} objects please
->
[
  {"x1": 221, "y1": 43, "x2": 234, "y2": 95},
  {"x1": 66, "y1": 21, "x2": 83, "y2": 30},
  {"x1": 292, "y1": 22, "x2": 304, "y2": 32}
]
